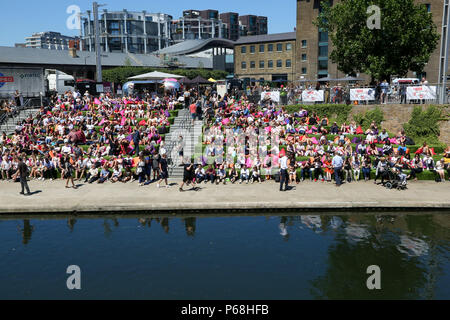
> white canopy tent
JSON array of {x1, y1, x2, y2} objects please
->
[{"x1": 128, "y1": 71, "x2": 184, "y2": 81}]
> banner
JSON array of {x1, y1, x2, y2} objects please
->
[
  {"x1": 350, "y1": 88, "x2": 375, "y2": 101},
  {"x1": 261, "y1": 91, "x2": 280, "y2": 103},
  {"x1": 0, "y1": 68, "x2": 44, "y2": 97},
  {"x1": 217, "y1": 84, "x2": 227, "y2": 98},
  {"x1": 302, "y1": 90, "x2": 324, "y2": 102},
  {"x1": 406, "y1": 86, "x2": 437, "y2": 100}
]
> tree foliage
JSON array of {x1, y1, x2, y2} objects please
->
[
  {"x1": 316, "y1": 0, "x2": 439, "y2": 81},
  {"x1": 103, "y1": 67, "x2": 228, "y2": 84}
]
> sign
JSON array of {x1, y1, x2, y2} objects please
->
[
  {"x1": 406, "y1": 86, "x2": 437, "y2": 100},
  {"x1": 261, "y1": 91, "x2": 280, "y2": 103},
  {"x1": 0, "y1": 68, "x2": 44, "y2": 97},
  {"x1": 217, "y1": 84, "x2": 227, "y2": 98},
  {"x1": 0, "y1": 75, "x2": 14, "y2": 88},
  {"x1": 302, "y1": 90, "x2": 324, "y2": 102},
  {"x1": 96, "y1": 84, "x2": 104, "y2": 93},
  {"x1": 350, "y1": 88, "x2": 375, "y2": 101}
]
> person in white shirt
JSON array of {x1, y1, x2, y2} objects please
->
[
  {"x1": 279, "y1": 152, "x2": 289, "y2": 191},
  {"x1": 240, "y1": 167, "x2": 250, "y2": 184},
  {"x1": 1, "y1": 156, "x2": 11, "y2": 180},
  {"x1": 435, "y1": 159, "x2": 446, "y2": 181}
]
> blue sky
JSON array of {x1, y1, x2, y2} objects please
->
[{"x1": 1, "y1": 0, "x2": 296, "y2": 46}]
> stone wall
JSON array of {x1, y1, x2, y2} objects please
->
[{"x1": 349, "y1": 104, "x2": 450, "y2": 145}]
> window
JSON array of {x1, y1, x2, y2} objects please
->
[
  {"x1": 302, "y1": 54, "x2": 307, "y2": 61},
  {"x1": 318, "y1": 60, "x2": 328, "y2": 71},
  {"x1": 250, "y1": 61, "x2": 256, "y2": 68},
  {"x1": 319, "y1": 31, "x2": 328, "y2": 42},
  {"x1": 301, "y1": 67, "x2": 307, "y2": 74},
  {"x1": 259, "y1": 60, "x2": 265, "y2": 68},
  {"x1": 276, "y1": 43, "x2": 283, "y2": 52},
  {"x1": 301, "y1": 40, "x2": 307, "y2": 48},
  {"x1": 259, "y1": 44, "x2": 265, "y2": 52},
  {"x1": 268, "y1": 44, "x2": 273, "y2": 52},
  {"x1": 286, "y1": 43, "x2": 292, "y2": 51},
  {"x1": 319, "y1": 46, "x2": 328, "y2": 57},
  {"x1": 241, "y1": 61, "x2": 247, "y2": 69},
  {"x1": 425, "y1": 4, "x2": 431, "y2": 12},
  {"x1": 286, "y1": 59, "x2": 292, "y2": 68},
  {"x1": 241, "y1": 46, "x2": 246, "y2": 54},
  {"x1": 250, "y1": 45, "x2": 255, "y2": 53},
  {"x1": 276, "y1": 59, "x2": 282, "y2": 68},
  {"x1": 268, "y1": 60, "x2": 273, "y2": 68}
]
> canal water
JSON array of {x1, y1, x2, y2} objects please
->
[{"x1": 0, "y1": 213, "x2": 449, "y2": 299}]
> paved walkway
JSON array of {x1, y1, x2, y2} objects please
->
[{"x1": 0, "y1": 179, "x2": 449, "y2": 214}]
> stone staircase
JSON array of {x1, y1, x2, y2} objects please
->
[
  {"x1": 0, "y1": 108, "x2": 40, "y2": 134},
  {"x1": 166, "y1": 109, "x2": 203, "y2": 179}
]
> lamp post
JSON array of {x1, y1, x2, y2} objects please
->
[
  {"x1": 438, "y1": 0, "x2": 450, "y2": 104},
  {"x1": 93, "y1": 2, "x2": 106, "y2": 85}
]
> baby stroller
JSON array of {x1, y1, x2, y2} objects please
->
[{"x1": 383, "y1": 168, "x2": 407, "y2": 190}]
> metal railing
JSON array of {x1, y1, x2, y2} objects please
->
[{"x1": 237, "y1": 83, "x2": 449, "y2": 106}]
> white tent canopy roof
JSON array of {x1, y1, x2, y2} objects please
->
[{"x1": 128, "y1": 71, "x2": 184, "y2": 80}]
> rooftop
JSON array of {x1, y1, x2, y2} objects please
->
[
  {"x1": 235, "y1": 32, "x2": 296, "y2": 45},
  {"x1": 0, "y1": 46, "x2": 212, "y2": 69}
]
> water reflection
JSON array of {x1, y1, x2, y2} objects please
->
[
  {"x1": 18, "y1": 220, "x2": 34, "y2": 245},
  {"x1": 1, "y1": 213, "x2": 449, "y2": 299}
]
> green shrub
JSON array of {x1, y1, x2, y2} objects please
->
[
  {"x1": 403, "y1": 105, "x2": 443, "y2": 140},
  {"x1": 353, "y1": 106, "x2": 384, "y2": 129}
]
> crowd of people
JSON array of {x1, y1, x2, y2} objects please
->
[
  {"x1": 1, "y1": 86, "x2": 450, "y2": 195},
  {"x1": 0, "y1": 89, "x2": 179, "y2": 194}
]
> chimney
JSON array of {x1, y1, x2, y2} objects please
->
[{"x1": 68, "y1": 40, "x2": 78, "y2": 58}]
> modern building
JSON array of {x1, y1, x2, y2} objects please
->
[
  {"x1": 234, "y1": 32, "x2": 297, "y2": 82},
  {"x1": 171, "y1": 10, "x2": 268, "y2": 43},
  {"x1": 239, "y1": 15, "x2": 268, "y2": 37},
  {"x1": 295, "y1": 0, "x2": 446, "y2": 83},
  {"x1": 80, "y1": 10, "x2": 173, "y2": 54},
  {"x1": 25, "y1": 32, "x2": 78, "y2": 50},
  {"x1": 171, "y1": 9, "x2": 224, "y2": 43},
  {"x1": 219, "y1": 12, "x2": 240, "y2": 41}
]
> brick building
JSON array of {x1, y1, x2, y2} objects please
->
[
  {"x1": 234, "y1": 32, "x2": 297, "y2": 82},
  {"x1": 295, "y1": 0, "x2": 446, "y2": 83}
]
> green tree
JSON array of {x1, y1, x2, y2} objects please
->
[{"x1": 316, "y1": 0, "x2": 439, "y2": 81}]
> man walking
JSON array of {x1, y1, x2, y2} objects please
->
[
  {"x1": 133, "y1": 128, "x2": 141, "y2": 157},
  {"x1": 157, "y1": 153, "x2": 170, "y2": 189},
  {"x1": 190, "y1": 101, "x2": 197, "y2": 125},
  {"x1": 279, "y1": 151, "x2": 289, "y2": 192},
  {"x1": 16, "y1": 157, "x2": 31, "y2": 196},
  {"x1": 332, "y1": 152, "x2": 344, "y2": 187}
]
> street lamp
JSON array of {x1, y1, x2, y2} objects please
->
[{"x1": 93, "y1": 2, "x2": 107, "y2": 86}]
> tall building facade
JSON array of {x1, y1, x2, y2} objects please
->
[
  {"x1": 171, "y1": 10, "x2": 224, "y2": 43},
  {"x1": 220, "y1": 12, "x2": 240, "y2": 41},
  {"x1": 171, "y1": 9, "x2": 268, "y2": 43},
  {"x1": 239, "y1": 15, "x2": 268, "y2": 36},
  {"x1": 296, "y1": 0, "x2": 446, "y2": 83},
  {"x1": 25, "y1": 32, "x2": 78, "y2": 50},
  {"x1": 81, "y1": 10, "x2": 173, "y2": 54}
]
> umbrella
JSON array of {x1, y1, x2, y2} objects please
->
[
  {"x1": 208, "y1": 78, "x2": 217, "y2": 83},
  {"x1": 163, "y1": 78, "x2": 179, "y2": 82},
  {"x1": 164, "y1": 81, "x2": 180, "y2": 90},
  {"x1": 336, "y1": 76, "x2": 364, "y2": 82},
  {"x1": 128, "y1": 71, "x2": 184, "y2": 80},
  {"x1": 190, "y1": 76, "x2": 211, "y2": 84},
  {"x1": 315, "y1": 76, "x2": 337, "y2": 82}
]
